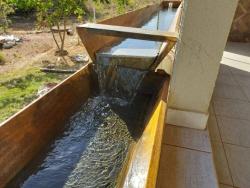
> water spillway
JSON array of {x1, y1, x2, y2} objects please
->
[
  {"x1": 96, "y1": 8, "x2": 176, "y2": 100},
  {"x1": 2, "y1": 3, "x2": 180, "y2": 188}
]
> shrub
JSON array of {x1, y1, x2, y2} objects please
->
[
  {"x1": 116, "y1": 0, "x2": 129, "y2": 13},
  {"x1": 0, "y1": 0, "x2": 14, "y2": 33},
  {"x1": 10, "y1": 0, "x2": 37, "y2": 12},
  {"x1": 0, "y1": 52, "x2": 6, "y2": 64}
]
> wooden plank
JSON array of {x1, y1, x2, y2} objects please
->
[
  {"x1": 78, "y1": 23, "x2": 178, "y2": 42},
  {"x1": 150, "y1": 41, "x2": 176, "y2": 71},
  {"x1": 40, "y1": 68, "x2": 76, "y2": 74}
]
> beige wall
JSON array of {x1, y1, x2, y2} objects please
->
[{"x1": 167, "y1": 0, "x2": 238, "y2": 129}]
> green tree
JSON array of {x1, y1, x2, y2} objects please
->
[
  {"x1": 10, "y1": 0, "x2": 36, "y2": 12},
  {"x1": 0, "y1": 0, "x2": 14, "y2": 33},
  {"x1": 36, "y1": 0, "x2": 86, "y2": 56},
  {"x1": 115, "y1": 0, "x2": 129, "y2": 13}
]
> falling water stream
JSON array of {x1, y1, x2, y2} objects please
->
[
  {"x1": 96, "y1": 7, "x2": 176, "y2": 100},
  {"x1": 8, "y1": 7, "x2": 176, "y2": 188}
]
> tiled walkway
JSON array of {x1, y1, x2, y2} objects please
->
[
  {"x1": 156, "y1": 124, "x2": 218, "y2": 188},
  {"x1": 157, "y1": 42, "x2": 250, "y2": 188},
  {"x1": 209, "y1": 42, "x2": 250, "y2": 188}
]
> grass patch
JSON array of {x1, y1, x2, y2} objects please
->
[
  {"x1": 0, "y1": 52, "x2": 6, "y2": 64},
  {"x1": 0, "y1": 67, "x2": 68, "y2": 123}
]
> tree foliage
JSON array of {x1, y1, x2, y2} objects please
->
[
  {"x1": 116, "y1": 0, "x2": 129, "y2": 6},
  {"x1": 0, "y1": 0, "x2": 14, "y2": 33},
  {"x1": 114, "y1": 0, "x2": 130, "y2": 13},
  {"x1": 1, "y1": 0, "x2": 135, "y2": 54},
  {"x1": 36, "y1": 0, "x2": 86, "y2": 56},
  {"x1": 10, "y1": 0, "x2": 36, "y2": 12},
  {"x1": 36, "y1": 0, "x2": 86, "y2": 28},
  {"x1": 36, "y1": 0, "x2": 113, "y2": 56}
]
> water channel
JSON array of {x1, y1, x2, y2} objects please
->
[{"x1": 8, "y1": 7, "x2": 176, "y2": 188}]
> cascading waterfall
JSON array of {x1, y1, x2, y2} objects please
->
[
  {"x1": 95, "y1": 54, "x2": 147, "y2": 101},
  {"x1": 95, "y1": 5, "x2": 176, "y2": 102}
]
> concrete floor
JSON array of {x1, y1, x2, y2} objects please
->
[
  {"x1": 156, "y1": 124, "x2": 218, "y2": 188},
  {"x1": 210, "y1": 42, "x2": 250, "y2": 188},
  {"x1": 157, "y1": 42, "x2": 250, "y2": 188}
]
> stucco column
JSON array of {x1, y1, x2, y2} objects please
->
[{"x1": 167, "y1": 0, "x2": 238, "y2": 129}]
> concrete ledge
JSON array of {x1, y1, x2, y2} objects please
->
[{"x1": 166, "y1": 108, "x2": 209, "y2": 130}]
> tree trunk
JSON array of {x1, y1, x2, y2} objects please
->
[
  {"x1": 50, "y1": 26, "x2": 60, "y2": 51},
  {"x1": 92, "y1": 0, "x2": 96, "y2": 23},
  {"x1": 61, "y1": 19, "x2": 66, "y2": 52},
  {"x1": 3, "y1": 11, "x2": 8, "y2": 33},
  {"x1": 55, "y1": 22, "x2": 67, "y2": 56}
]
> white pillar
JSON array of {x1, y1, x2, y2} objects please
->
[{"x1": 167, "y1": 0, "x2": 238, "y2": 129}]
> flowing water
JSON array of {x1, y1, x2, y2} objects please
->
[
  {"x1": 21, "y1": 97, "x2": 133, "y2": 188},
  {"x1": 9, "y1": 90, "x2": 154, "y2": 188},
  {"x1": 8, "y1": 7, "x2": 175, "y2": 188},
  {"x1": 104, "y1": 7, "x2": 177, "y2": 52},
  {"x1": 96, "y1": 7, "x2": 176, "y2": 100}
]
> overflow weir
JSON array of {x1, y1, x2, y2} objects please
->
[{"x1": 0, "y1": 1, "x2": 182, "y2": 188}]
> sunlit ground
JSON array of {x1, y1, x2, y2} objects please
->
[{"x1": 222, "y1": 42, "x2": 250, "y2": 72}]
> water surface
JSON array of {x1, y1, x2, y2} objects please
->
[
  {"x1": 103, "y1": 7, "x2": 177, "y2": 54},
  {"x1": 21, "y1": 97, "x2": 133, "y2": 188}
]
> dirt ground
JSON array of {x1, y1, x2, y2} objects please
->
[
  {"x1": 0, "y1": 23, "x2": 89, "y2": 123},
  {"x1": 0, "y1": 28, "x2": 87, "y2": 75}
]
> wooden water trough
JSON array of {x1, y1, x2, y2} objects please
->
[
  {"x1": 0, "y1": 1, "x2": 182, "y2": 187},
  {"x1": 77, "y1": 1, "x2": 180, "y2": 71}
]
